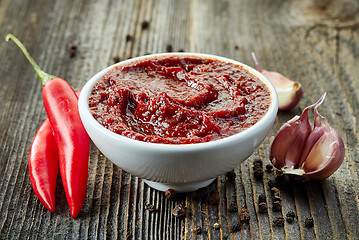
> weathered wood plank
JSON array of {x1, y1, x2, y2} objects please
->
[{"x1": 0, "y1": 0, "x2": 358, "y2": 239}]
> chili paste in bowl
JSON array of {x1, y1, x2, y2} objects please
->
[
  {"x1": 88, "y1": 56, "x2": 270, "y2": 144},
  {"x1": 79, "y1": 53, "x2": 278, "y2": 192}
]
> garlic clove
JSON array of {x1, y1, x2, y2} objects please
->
[
  {"x1": 298, "y1": 122, "x2": 326, "y2": 168},
  {"x1": 269, "y1": 107, "x2": 312, "y2": 169},
  {"x1": 299, "y1": 94, "x2": 345, "y2": 180},
  {"x1": 251, "y1": 52, "x2": 303, "y2": 111},
  {"x1": 297, "y1": 93, "x2": 327, "y2": 167},
  {"x1": 302, "y1": 126, "x2": 345, "y2": 180},
  {"x1": 269, "y1": 93, "x2": 345, "y2": 181}
]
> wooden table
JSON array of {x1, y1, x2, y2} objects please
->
[{"x1": 1, "y1": 0, "x2": 358, "y2": 239}]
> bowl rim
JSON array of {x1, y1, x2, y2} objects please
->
[{"x1": 78, "y1": 52, "x2": 278, "y2": 151}]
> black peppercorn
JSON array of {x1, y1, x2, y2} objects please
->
[
  {"x1": 213, "y1": 223, "x2": 221, "y2": 230},
  {"x1": 239, "y1": 208, "x2": 250, "y2": 223},
  {"x1": 271, "y1": 187, "x2": 280, "y2": 195},
  {"x1": 141, "y1": 20, "x2": 150, "y2": 29},
  {"x1": 165, "y1": 189, "x2": 176, "y2": 200},
  {"x1": 286, "y1": 211, "x2": 296, "y2": 223},
  {"x1": 272, "y1": 200, "x2": 282, "y2": 211},
  {"x1": 304, "y1": 216, "x2": 314, "y2": 228},
  {"x1": 126, "y1": 34, "x2": 134, "y2": 42},
  {"x1": 266, "y1": 164, "x2": 273, "y2": 172},
  {"x1": 253, "y1": 159, "x2": 263, "y2": 167},
  {"x1": 253, "y1": 169, "x2": 263, "y2": 179},
  {"x1": 273, "y1": 216, "x2": 285, "y2": 227},
  {"x1": 258, "y1": 194, "x2": 266, "y2": 203},
  {"x1": 258, "y1": 202, "x2": 268, "y2": 213},
  {"x1": 193, "y1": 226, "x2": 202, "y2": 234},
  {"x1": 272, "y1": 193, "x2": 282, "y2": 202},
  {"x1": 69, "y1": 44, "x2": 77, "y2": 58},
  {"x1": 166, "y1": 44, "x2": 173, "y2": 52},
  {"x1": 172, "y1": 205, "x2": 186, "y2": 218},
  {"x1": 112, "y1": 55, "x2": 121, "y2": 63},
  {"x1": 253, "y1": 159, "x2": 264, "y2": 180},
  {"x1": 145, "y1": 203, "x2": 156, "y2": 212}
]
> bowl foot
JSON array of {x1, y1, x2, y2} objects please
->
[{"x1": 143, "y1": 178, "x2": 215, "y2": 192}]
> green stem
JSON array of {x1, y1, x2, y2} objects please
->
[{"x1": 6, "y1": 34, "x2": 56, "y2": 86}]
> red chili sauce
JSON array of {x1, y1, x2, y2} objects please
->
[{"x1": 88, "y1": 56, "x2": 271, "y2": 144}]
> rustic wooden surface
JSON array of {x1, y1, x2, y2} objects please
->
[{"x1": 0, "y1": 0, "x2": 358, "y2": 239}]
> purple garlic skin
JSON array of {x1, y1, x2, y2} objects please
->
[
  {"x1": 251, "y1": 52, "x2": 303, "y2": 111},
  {"x1": 269, "y1": 93, "x2": 345, "y2": 181}
]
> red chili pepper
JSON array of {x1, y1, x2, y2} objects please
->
[
  {"x1": 29, "y1": 118, "x2": 58, "y2": 212},
  {"x1": 7, "y1": 34, "x2": 89, "y2": 218},
  {"x1": 29, "y1": 91, "x2": 80, "y2": 213}
]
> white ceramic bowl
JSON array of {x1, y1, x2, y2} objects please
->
[{"x1": 79, "y1": 53, "x2": 278, "y2": 192}]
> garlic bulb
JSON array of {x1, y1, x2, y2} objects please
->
[
  {"x1": 269, "y1": 93, "x2": 345, "y2": 181},
  {"x1": 251, "y1": 53, "x2": 303, "y2": 111}
]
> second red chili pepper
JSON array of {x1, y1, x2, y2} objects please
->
[
  {"x1": 7, "y1": 34, "x2": 89, "y2": 218},
  {"x1": 29, "y1": 118, "x2": 58, "y2": 212}
]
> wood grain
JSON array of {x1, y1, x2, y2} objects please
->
[{"x1": 0, "y1": 0, "x2": 358, "y2": 239}]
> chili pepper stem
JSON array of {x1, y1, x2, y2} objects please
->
[{"x1": 6, "y1": 34, "x2": 56, "y2": 86}]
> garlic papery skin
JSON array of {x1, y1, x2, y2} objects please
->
[
  {"x1": 269, "y1": 93, "x2": 345, "y2": 181},
  {"x1": 251, "y1": 53, "x2": 303, "y2": 111}
]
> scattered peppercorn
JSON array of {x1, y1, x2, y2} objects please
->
[
  {"x1": 213, "y1": 223, "x2": 221, "y2": 230},
  {"x1": 141, "y1": 20, "x2": 150, "y2": 30},
  {"x1": 145, "y1": 203, "x2": 156, "y2": 212},
  {"x1": 253, "y1": 159, "x2": 264, "y2": 180},
  {"x1": 208, "y1": 190, "x2": 220, "y2": 205},
  {"x1": 172, "y1": 204, "x2": 186, "y2": 218},
  {"x1": 231, "y1": 221, "x2": 241, "y2": 232},
  {"x1": 253, "y1": 168, "x2": 264, "y2": 180},
  {"x1": 166, "y1": 44, "x2": 173, "y2": 52},
  {"x1": 271, "y1": 187, "x2": 280, "y2": 195},
  {"x1": 271, "y1": 187, "x2": 282, "y2": 201},
  {"x1": 272, "y1": 200, "x2": 282, "y2": 212},
  {"x1": 234, "y1": 45, "x2": 239, "y2": 50},
  {"x1": 226, "y1": 170, "x2": 236, "y2": 181},
  {"x1": 228, "y1": 202, "x2": 238, "y2": 213},
  {"x1": 304, "y1": 216, "x2": 314, "y2": 228},
  {"x1": 258, "y1": 194, "x2": 266, "y2": 203},
  {"x1": 69, "y1": 44, "x2": 77, "y2": 58},
  {"x1": 126, "y1": 34, "x2": 134, "y2": 42},
  {"x1": 177, "y1": 48, "x2": 185, "y2": 52},
  {"x1": 273, "y1": 216, "x2": 285, "y2": 227},
  {"x1": 193, "y1": 226, "x2": 202, "y2": 234},
  {"x1": 165, "y1": 188, "x2": 176, "y2": 200},
  {"x1": 272, "y1": 194, "x2": 282, "y2": 202},
  {"x1": 112, "y1": 55, "x2": 121, "y2": 63},
  {"x1": 266, "y1": 164, "x2": 273, "y2": 172},
  {"x1": 239, "y1": 208, "x2": 250, "y2": 223},
  {"x1": 253, "y1": 159, "x2": 263, "y2": 167},
  {"x1": 286, "y1": 211, "x2": 296, "y2": 223},
  {"x1": 258, "y1": 202, "x2": 268, "y2": 213}
]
